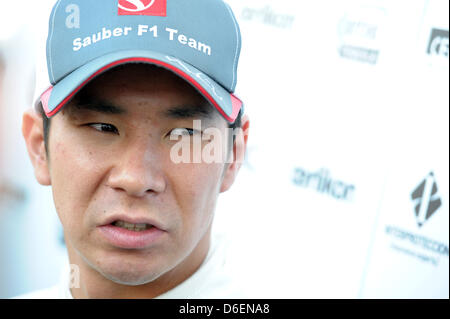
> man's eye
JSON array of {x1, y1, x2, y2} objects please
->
[
  {"x1": 87, "y1": 123, "x2": 119, "y2": 135},
  {"x1": 169, "y1": 128, "x2": 198, "y2": 138}
]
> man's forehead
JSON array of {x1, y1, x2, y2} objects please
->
[
  {"x1": 62, "y1": 64, "x2": 220, "y2": 122},
  {"x1": 64, "y1": 94, "x2": 213, "y2": 119},
  {"x1": 88, "y1": 63, "x2": 194, "y2": 88}
]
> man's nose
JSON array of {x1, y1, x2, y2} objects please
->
[{"x1": 106, "y1": 140, "x2": 166, "y2": 197}]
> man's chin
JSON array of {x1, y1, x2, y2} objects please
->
[
  {"x1": 85, "y1": 251, "x2": 167, "y2": 286},
  {"x1": 96, "y1": 264, "x2": 164, "y2": 286}
]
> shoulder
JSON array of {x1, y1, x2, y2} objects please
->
[
  {"x1": 195, "y1": 278, "x2": 252, "y2": 299},
  {"x1": 11, "y1": 285, "x2": 60, "y2": 299}
]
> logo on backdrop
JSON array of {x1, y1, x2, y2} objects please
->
[
  {"x1": 411, "y1": 172, "x2": 442, "y2": 227},
  {"x1": 337, "y1": 6, "x2": 387, "y2": 65},
  {"x1": 384, "y1": 171, "x2": 448, "y2": 267},
  {"x1": 427, "y1": 28, "x2": 449, "y2": 58},
  {"x1": 241, "y1": 5, "x2": 295, "y2": 29},
  {"x1": 292, "y1": 167, "x2": 355, "y2": 201},
  {"x1": 118, "y1": 0, "x2": 166, "y2": 16}
]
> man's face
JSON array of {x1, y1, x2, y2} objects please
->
[{"x1": 45, "y1": 64, "x2": 234, "y2": 285}]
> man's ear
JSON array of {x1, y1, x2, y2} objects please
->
[
  {"x1": 220, "y1": 114, "x2": 250, "y2": 193},
  {"x1": 22, "y1": 109, "x2": 51, "y2": 186}
]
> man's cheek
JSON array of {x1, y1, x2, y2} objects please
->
[
  {"x1": 51, "y1": 150, "x2": 99, "y2": 230},
  {"x1": 181, "y1": 166, "x2": 221, "y2": 219},
  {"x1": 53, "y1": 185, "x2": 88, "y2": 232}
]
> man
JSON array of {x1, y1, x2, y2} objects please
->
[{"x1": 17, "y1": 0, "x2": 249, "y2": 299}]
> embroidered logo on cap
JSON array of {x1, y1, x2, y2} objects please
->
[{"x1": 118, "y1": 0, "x2": 166, "y2": 16}]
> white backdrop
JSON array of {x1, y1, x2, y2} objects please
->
[{"x1": 214, "y1": 0, "x2": 449, "y2": 298}]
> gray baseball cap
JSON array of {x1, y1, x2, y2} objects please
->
[{"x1": 38, "y1": 0, "x2": 243, "y2": 123}]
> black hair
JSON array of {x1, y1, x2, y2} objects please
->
[{"x1": 38, "y1": 103, "x2": 51, "y2": 155}]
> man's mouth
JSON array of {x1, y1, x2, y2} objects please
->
[
  {"x1": 112, "y1": 220, "x2": 154, "y2": 232},
  {"x1": 99, "y1": 218, "x2": 165, "y2": 249}
]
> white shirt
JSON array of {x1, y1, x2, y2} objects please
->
[{"x1": 12, "y1": 232, "x2": 247, "y2": 299}]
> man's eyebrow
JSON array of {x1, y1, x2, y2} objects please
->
[
  {"x1": 68, "y1": 96, "x2": 127, "y2": 115},
  {"x1": 163, "y1": 104, "x2": 213, "y2": 119}
]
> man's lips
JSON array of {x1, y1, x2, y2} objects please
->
[
  {"x1": 98, "y1": 224, "x2": 166, "y2": 249},
  {"x1": 99, "y1": 214, "x2": 166, "y2": 231},
  {"x1": 97, "y1": 214, "x2": 167, "y2": 249}
]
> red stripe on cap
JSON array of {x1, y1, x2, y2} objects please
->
[
  {"x1": 230, "y1": 94, "x2": 243, "y2": 121},
  {"x1": 43, "y1": 57, "x2": 242, "y2": 122},
  {"x1": 40, "y1": 86, "x2": 54, "y2": 115}
]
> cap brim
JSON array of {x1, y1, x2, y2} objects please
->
[{"x1": 38, "y1": 50, "x2": 242, "y2": 123}]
